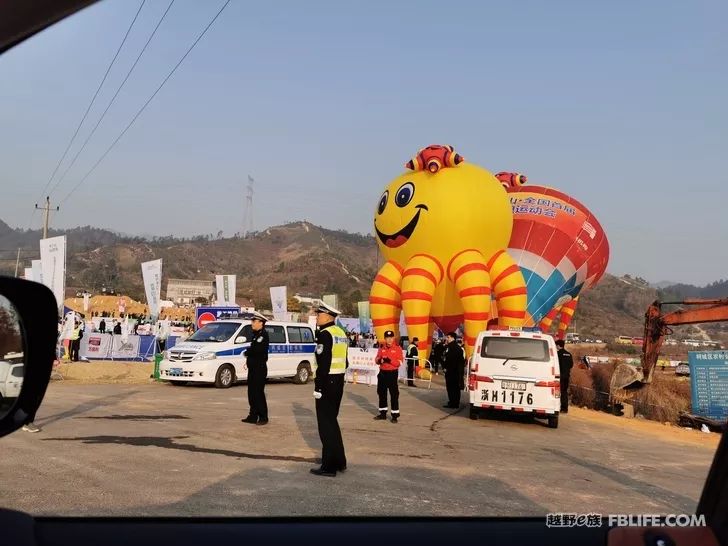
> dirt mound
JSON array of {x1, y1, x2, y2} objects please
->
[{"x1": 53, "y1": 361, "x2": 154, "y2": 384}]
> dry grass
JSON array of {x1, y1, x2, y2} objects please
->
[
  {"x1": 631, "y1": 370, "x2": 692, "y2": 423},
  {"x1": 569, "y1": 363, "x2": 691, "y2": 424}
]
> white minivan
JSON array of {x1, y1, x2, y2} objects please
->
[
  {"x1": 0, "y1": 357, "x2": 24, "y2": 411},
  {"x1": 467, "y1": 327, "x2": 561, "y2": 428},
  {"x1": 159, "y1": 319, "x2": 316, "y2": 388}
]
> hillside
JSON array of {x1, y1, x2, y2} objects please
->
[
  {"x1": 656, "y1": 280, "x2": 728, "y2": 343},
  {"x1": 72, "y1": 222, "x2": 378, "y2": 314},
  {"x1": 574, "y1": 275, "x2": 658, "y2": 340},
  {"x1": 2, "y1": 217, "x2": 728, "y2": 342}
]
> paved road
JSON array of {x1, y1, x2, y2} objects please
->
[{"x1": 0, "y1": 381, "x2": 717, "y2": 517}]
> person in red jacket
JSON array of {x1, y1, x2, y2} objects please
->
[{"x1": 373, "y1": 330, "x2": 403, "y2": 423}]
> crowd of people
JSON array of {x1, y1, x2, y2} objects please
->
[{"x1": 343, "y1": 329, "x2": 467, "y2": 377}]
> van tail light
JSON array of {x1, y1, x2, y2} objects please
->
[
  {"x1": 469, "y1": 375, "x2": 493, "y2": 391},
  {"x1": 470, "y1": 360, "x2": 478, "y2": 372},
  {"x1": 535, "y1": 380, "x2": 560, "y2": 397}
]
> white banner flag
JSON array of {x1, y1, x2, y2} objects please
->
[
  {"x1": 121, "y1": 315, "x2": 130, "y2": 343},
  {"x1": 23, "y1": 267, "x2": 33, "y2": 280},
  {"x1": 216, "y1": 275, "x2": 237, "y2": 306},
  {"x1": 141, "y1": 259, "x2": 163, "y2": 321},
  {"x1": 31, "y1": 259, "x2": 43, "y2": 283},
  {"x1": 60, "y1": 311, "x2": 76, "y2": 340},
  {"x1": 269, "y1": 286, "x2": 287, "y2": 321},
  {"x1": 323, "y1": 294, "x2": 339, "y2": 312},
  {"x1": 83, "y1": 293, "x2": 90, "y2": 312},
  {"x1": 40, "y1": 235, "x2": 66, "y2": 313}
]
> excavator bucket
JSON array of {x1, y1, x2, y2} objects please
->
[{"x1": 610, "y1": 362, "x2": 648, "y2": 393}]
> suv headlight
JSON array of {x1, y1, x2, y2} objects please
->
[{"x1": 192, "y1": 351, "x2": 217, "y2": 361}]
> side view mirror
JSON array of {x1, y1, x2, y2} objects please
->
[
  {"x1": 0, "y1": 276, "x2": 57, "y2": 439},
  {"x1": 235, "y1": 336, "x2": 247, "y2": 344}
]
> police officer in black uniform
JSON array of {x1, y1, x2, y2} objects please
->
[
  {"x1": 311, "y1": 302, "x2": 348, "y2": 477},
  {"x1": 443, "y1": 332, "x2": 465, "y2": 408},
  {"x1": 556, "y1": 339, "x2": 573, "y2": 413},
  {"x1": 406, "y1": 337, "x2": 419, "y2": 387},
  {"x1": 241, "y1": 311, "x2": 270, "y2": 425}
]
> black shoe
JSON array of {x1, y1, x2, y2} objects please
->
[
  {"x1": 241, "y1": 416, "x2": 257, "y2": 424},
  {"x1": 391, "y1": 416, "x2": 398, "y2": 423},
  {"x1": 310, "y1": 467, "x2": 336, "y2": 477},
  {"x1": 443, "y1": 404, "x2": 455, "y2": 408},
  {"x1": 373, "y1": 414, "x2": 387, "y2": 420},
  {"x1": 338, "y1": 465, "x2": 347, "y2": 472},
  {"x1": 256, "y1": 419, "x2": 269, "y2": 426}
]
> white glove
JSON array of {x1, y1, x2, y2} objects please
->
[{"x1": 313, "y1": 391, "x2": 322, "y2": 399}]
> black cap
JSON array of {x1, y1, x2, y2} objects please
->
[
  {"x1": 412, "y1": 337, "x2": 419, "y2": 343},
  {"x1": 447, "y1": 331, "x2": 457, "y2": 339},
  {"x1": 384, "y1": 330, "x2": 395, "y2": 338},
  {"x1": 555, "y1": 339, "x2": 565, "y2": 347}
]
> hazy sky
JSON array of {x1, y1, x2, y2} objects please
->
[{"x1": 0, "y1": 0, "x2": 726, "y2": 285}]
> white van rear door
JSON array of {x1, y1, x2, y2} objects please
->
[{"x1": 474, "y1": 335, "x2": 559, "y2": 412}]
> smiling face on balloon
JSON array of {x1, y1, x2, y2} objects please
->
[{"x1": 374, "y1": 162, "x2": 514, "y2": 264}]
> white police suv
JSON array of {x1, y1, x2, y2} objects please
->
[{"x1": 159, "y1": 319, "x2": 316, "y2": 388}]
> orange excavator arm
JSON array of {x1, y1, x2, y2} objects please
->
[{"x1": 641, "y1": 298, "x2": 728, "y2": 383}]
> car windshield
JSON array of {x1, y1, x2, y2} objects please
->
[
  {"x1": 481, "y1": 337, "x2": 550, "y2": 362},
  {"x1": 0, "y1": 0, "x2": 724, "y2": 527},
  {"x1": 187, "y1": 322, "x2": 240, "y2": 343}
]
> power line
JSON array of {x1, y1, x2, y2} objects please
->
[
  {"x1": 33, "y1": 0, "x2": 147, "y2": 206},
  {"x1": 60, "y1": 0, "x2": 231, "y2": 205},
  {"x1": 48, "y1": 0, "x2": 176, "y2": 199}
]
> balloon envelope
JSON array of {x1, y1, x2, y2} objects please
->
[{"x1": 504, "y1": 185, "x2": 609, "y2": 326}]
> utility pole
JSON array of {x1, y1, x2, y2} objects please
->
[
  {"x1": 35, "y1": 196, "x2": 59, "y2": 239},
  {"x1": 14, "y1": 248, "x2": 20, "y2": 277}
]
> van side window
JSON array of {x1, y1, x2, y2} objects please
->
[
  {"x1": 11, "y1": 366, "x2": 24, "y2": 378},
  {"x1": 265, "y1": 325, "x2": 286, "y2": 344},
  {"x1": 286, "y1": 327, "x2": 314, "y2": 343}
]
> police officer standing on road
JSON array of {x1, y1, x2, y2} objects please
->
[
  {"x1": 311, "y1": 303, "x2": 348, "y2": 477},
  {"x1": 70, "y1": 320, "x2": 82, "y2": 362},
  {"x1": 374, "y1": 330, "x2": 404, "y2": 422},
  {"x1": 242, "y1": 312, "x2": 270, "y2": 425},
  {"x1": 406, "y1": 337, "x2": 419, "y2": 387},
  {"x1": 556, "y1": 339, "x2": 573, "y2": 413},
  {"x1": 443, "y1": 332, "x2": 465, "y2": 408}
]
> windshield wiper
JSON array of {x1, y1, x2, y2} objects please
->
[{"x1": 500, "y1": 356, "x2": 533, "y2": 365}]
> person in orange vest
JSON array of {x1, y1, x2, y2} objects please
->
[{"x1": 373, "y1": 330, "x2": 404, "y2": 423}]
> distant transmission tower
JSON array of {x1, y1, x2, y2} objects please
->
[{"x1": 243, "y1": 175, "x2": 254, "y2": 237}]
